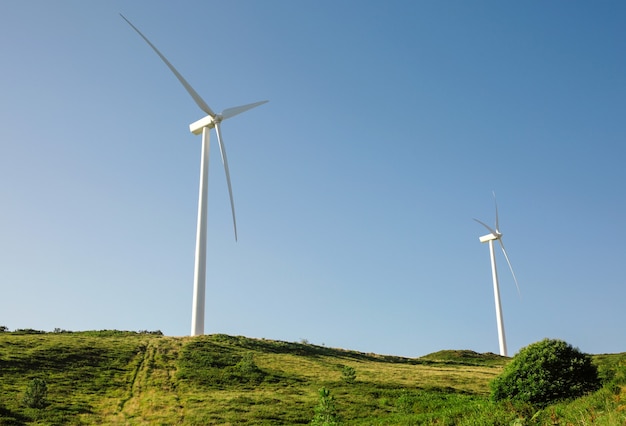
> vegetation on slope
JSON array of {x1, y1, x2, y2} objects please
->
[
  {"x1": 491, "y1": 339, "x2": 601, "y2": 406},
  {"x1": 0, "y1": 330, "x2": 624, "y2": 425}
]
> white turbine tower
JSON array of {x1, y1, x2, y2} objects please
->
[
  {"x1": 474, "y1": 194, "x2": 520, "y2": 357},
  {"x1": 121, "y1": 15, "x2": 268, "y2": 336}
]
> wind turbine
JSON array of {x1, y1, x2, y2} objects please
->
[
  {"x1": 121, "y1": 15, "x2": 268, "y2": 336},
  {"x1": 474, "y1": 193, "x2": 520, "y2": 357}
]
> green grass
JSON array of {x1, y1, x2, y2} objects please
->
[{"x1": 0, "y1": 330, "x2": 624, "y2": 425}]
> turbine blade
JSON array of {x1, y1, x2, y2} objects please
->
[
  {"x1": 474, "y1": 218, "x2": 498, "y2": 237},
  {"x1": 493, "y1": 191, "x2": 500, "y2": 233},
  {"x1": 498, "y1": 239, "x2": 521, "y2": 297},
  {"x1": 120, "y1": 14, "x2": 216, "y2": 117},
  {"x1": 214, "y1": 122, "x2": 238, "y2": 241},
  {"x1": 221, "y1": 100, "x2": 269, "y2": 120}
]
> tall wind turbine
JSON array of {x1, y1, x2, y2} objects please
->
[
  {"x1": 474, "y1": 193, "x2": 520, "y2": 357},
  {"x1": 121, "y1": 15, "x2": 268, "y2": 336}
]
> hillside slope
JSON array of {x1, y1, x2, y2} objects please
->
[{"x1": 0, "y1": 331, "x2": 624, "y2": 425}]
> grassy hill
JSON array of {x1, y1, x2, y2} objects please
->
[{"x1": 0, "y1": 330, "x2": 624, "y2": 425}]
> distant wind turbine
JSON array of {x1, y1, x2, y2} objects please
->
[
  {"x1": 121, "y1": 14, "x2": 268, "y2": 336},
  {"x1": 474, "y1": 193, "x2": 520, "y2": 357}
]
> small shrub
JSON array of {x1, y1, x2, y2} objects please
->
[
  {"x1": 311, "y1": 387, "x2": 340, "y2": 425},
  {"x1": 0, "y1": 326, "x2": 8, "y2": 332},
  {"x1": 604, "y1": 360, "x2": 626, "y2": 386},
  {"x1": 23, "y1": 378, "x2": 48, "y2": 409},
  {"x1": 233, "y1": 352, "x2": 266, "y2": 383},
  {"x1": 395, "y1": 389, "x2": 415, "y2": 414},
  {"x1": 341, "y1": 366, "x2": 356, "y2": 384},
  {"x1": 236, "y1": 353, "x2": 260, "y2": 374},
  {"x1": 14, "y1": 329, "x2": 45, "y2": 335},
  {"x1": 491, "y1": 338, "x2": 601, "y2": 406}
]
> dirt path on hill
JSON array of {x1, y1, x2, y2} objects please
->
[{"x1": 111, "y1": 338, "x2": 186, "y2": 424}]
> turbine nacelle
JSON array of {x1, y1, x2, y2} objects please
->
[
  {"x1": 189, "y1": 100, "x2": 268, "y2": 135},
  {"x1": 190, "y1": 115, "x2": 217, "y2": 134},
  {"x1": 474, "y1": 218, "x2": 501, "y2": 243},
  {"x1": 478, "y1": 232, "x2": 500, "y2": 243}
]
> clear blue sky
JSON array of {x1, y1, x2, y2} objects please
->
[{"x1": 1, "y1": 1, "x2": 624, "y2": 357}]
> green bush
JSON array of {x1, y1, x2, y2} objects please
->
[
  {"x1": 311, "y1": 387, "x2": 340, "y2": 425},
  {"x1": 14, "y1": 329, "x2": 45, "y2": 335},
  {"x1": 23, "y1": 378, "x2": 48, "y2": 409},
  {"x1": 234, "y1": 352, "x2": 266, "y2": 383},
  {"x1": 177, "y1": 342, "x2": 269, "y2": 386},
  {"x1": 491, "y1": 338, "x2": 600, "y2": 406},
  {"x1": 340, "y1": 366, "x2": 356, "y2": 384}
]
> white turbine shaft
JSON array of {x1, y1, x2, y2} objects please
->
[
  {"x1": 487, "y1": 238, "x2": 508, "y2": 357},
  {"x1": 191, "y1": 127, "x2": 211, "y2": 336}
]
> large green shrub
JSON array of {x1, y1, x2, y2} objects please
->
[{"x1": 491, "y1": 338, "x2": 600, "y2": 406}]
